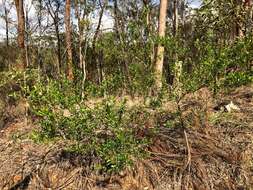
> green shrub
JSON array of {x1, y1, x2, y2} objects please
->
[
  {"x1": 180, "y1": 35, "x2": 253, "y2": 93},
  {"x1": 28, "y1": 80, "x2": 148, "y2": 172},
  {"x1": 222, "y1": 71, "x2": 253, "y2": 88}
]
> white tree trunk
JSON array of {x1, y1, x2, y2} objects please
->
[{"x1": 154, "y1": 0, "x2": 168, "y2": 90}]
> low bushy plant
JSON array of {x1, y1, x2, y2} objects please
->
[{"x1": 28, "y1": 80, "x2": 148, "y2": 172}]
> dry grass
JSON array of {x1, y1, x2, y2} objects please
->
[{"x1": 0, "y1": 86, "x2": 252, "y2": 190}]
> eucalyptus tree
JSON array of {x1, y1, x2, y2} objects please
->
[
  {"x1": 65, "y1": 0, "x2": 73, "y2": 80},
  {"x1": 74, "y1": 0, "x2": 93, "y2": 71},
  {"x1": 91, "y1": 0, "x2": 108, "y2": 84},
  {"x1": 155, "y1": 0, "x2": 168, "y2": 90},
  {"x1": 14, "y1": 0, "x2": 26, "y2": 69},
  {"x1": 44, "y1": 0, "x2": 65, "y2": 74}
]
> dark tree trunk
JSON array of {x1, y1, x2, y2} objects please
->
[
  {"x1": 92, "y1": 0, "x2": 107, "y2": 84},
  {"x1": 25, "y1": 4, "x2": 30, "y2": 67},
  {"x1": 37, "y1": 0, "x2": 43, "y2": 72},
  {"x1": 15, "y1": 0, "x2": 26, "y2": 69},
  {"x1": 55, "y1": 21, "x2": 61, "y2": 74},
  {"x1": 65, "y1": 0, "x2": 74, "y2": 80},
  {"x1": 4, "y1": 6, "x2": 9, "y2": 47}
]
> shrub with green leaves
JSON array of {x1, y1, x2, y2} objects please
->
[
  {"x1": 179, "y1": 35, "x2": 253, "y2": 93},
  {"x1": 28, "y1": 80, "x2": 148, "y2": 172}
]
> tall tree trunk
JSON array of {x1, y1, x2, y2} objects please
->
[
  {"x1": 172, "y1": 0, "x2": 180, "y2": 88},
  {"x1": 113, "y1": 0, "x2": 120, "y2": 40},
  {"x1": 74, "y1": 0, "x2": 87, "y2": 97},
  {"x1": 3, "y1": 0, "x2": 10, "y2": 68},
  {"x1": 143, "y1": 0, "x2": 151, "y2": 39},
  {"x1": 55, "y1": 22, "x2": 61, "y2": 75},
  {"x1": 92, "y1": 0, "x2": 107, "y2": 84},
  {"x1": 25, "y1": 4, "x2": 30, "y2": 67},
  {"x1": 37, "y1": 0, "x2": 42, "y2": 74},
  {"x1": 65, "y1": 0, "x2": 74, "y2": 80},
  {"x1": 92, "y1": 0, "x2": 106, "y2": 49},
  {"x1": 154, "y1": 0, "x2": 168, "y2": 90},
  {"x1": 75, "y1": 1, "x2": 82, "y2": 69},
  {"x1": 173, "y1": 0, "x2": 178, "y2": 36},
  {"x1": 74, "y1": 0, "x2": 86, "y2": 75},
  {"x1": 143, "y1": 0, "x2": 152, "y2": 65},
  {"x1": 15, "y1": 0, "x2": 26, "y2": 69},
  {"x1": 4, "y1": 3, "x2": 9, "y2": 48},
  {"x1": 173, "y1": 0, "x2": 178, "y2": 62}
]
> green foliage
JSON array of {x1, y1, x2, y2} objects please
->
[
  {"x1": 83, "y1": 73, "x2": 125, "y2": 97},
  {"x1": 29, "y1": 77, "x2": 81, "y2": 110},
  {"x1": 222, "y1": 71, "x2": 252, "y2": 87},
  {"x1": 28, "y1": 79, "x2": 148, "y2": 172},
  {"x1": 0, "y1": 69, "x2": 40, "y2": 102},
  {"x1": 180, "y1": 35, "x2": 253, "y2": 93},
  {"x1": 177, "y1": 0, "x2": 253, "y2": 92},
  {"x1": 129, "y1": 64, "x2": 154, "y2": 96}
]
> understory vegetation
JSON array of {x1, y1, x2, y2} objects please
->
[
  {"x1": 0, "y1": 36, "x2": 252, "y2": 172},
  {"x1": 0, "y1": 0, "x2": 253, "y2": 189},
  {"x1": 0, "y1": 30, "x2": 252, "y2": 186},
  {"x1": 0, "y1": 67, "x2": 252, "y2": 189}
]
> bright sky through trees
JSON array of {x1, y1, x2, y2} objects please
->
[{"x1": 0, "y1": 0, "x2": 202, "y2": 39}]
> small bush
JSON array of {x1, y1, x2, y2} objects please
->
[{"x1": 28, "y1": 79, "x2": 148, "y2": 173}]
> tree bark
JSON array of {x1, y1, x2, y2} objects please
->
[
  {"x1": 3, "y1": 0, "x2": 10, "y2": 68},
  {"x1": 143, "y1": 0, "x2": 151, "y2": 38},
  {"x1": 173, "y1": 0, "x2": 178, "y2": 37},
  {"x1": 74, "y1": 0, "x2": 87, "y2": 93},
  {"x1": 55, "y1": 21, "x2": 61, "y2": 74},
  {"x1": 37, "y1": 0, "x2": 42, "y2": 73},
  {"x1": 92, "y1": 0, "x2": 107, "y2": 84},
  {"x1": 25, "y1": 4, "x2": 30, "y2": 67},
  {"x1": 143, "y1": 0, "x2": 152, "y2": 65},
  {"x1": 4, "y1": 2, "x2": 9, "y2": 48},
  {"x1": 14, "y1": 0, "x2": 26, "y2": 69},
  {"x1": 154, "y1": 0, "x2": 168, "y2": 90},
  {"x1": 74, "y1": 0, "x2": 86, "y2": 74},
  {"x1": 65, "y1": 0, "x2": 74, "y2": 80},
  {"x1": 92, "y1": 0, "x2": 106, "y2": 50}
]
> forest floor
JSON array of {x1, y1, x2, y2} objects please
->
[{"x1": 0, "y1": 85, "x2": 252, "y2": 190}]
